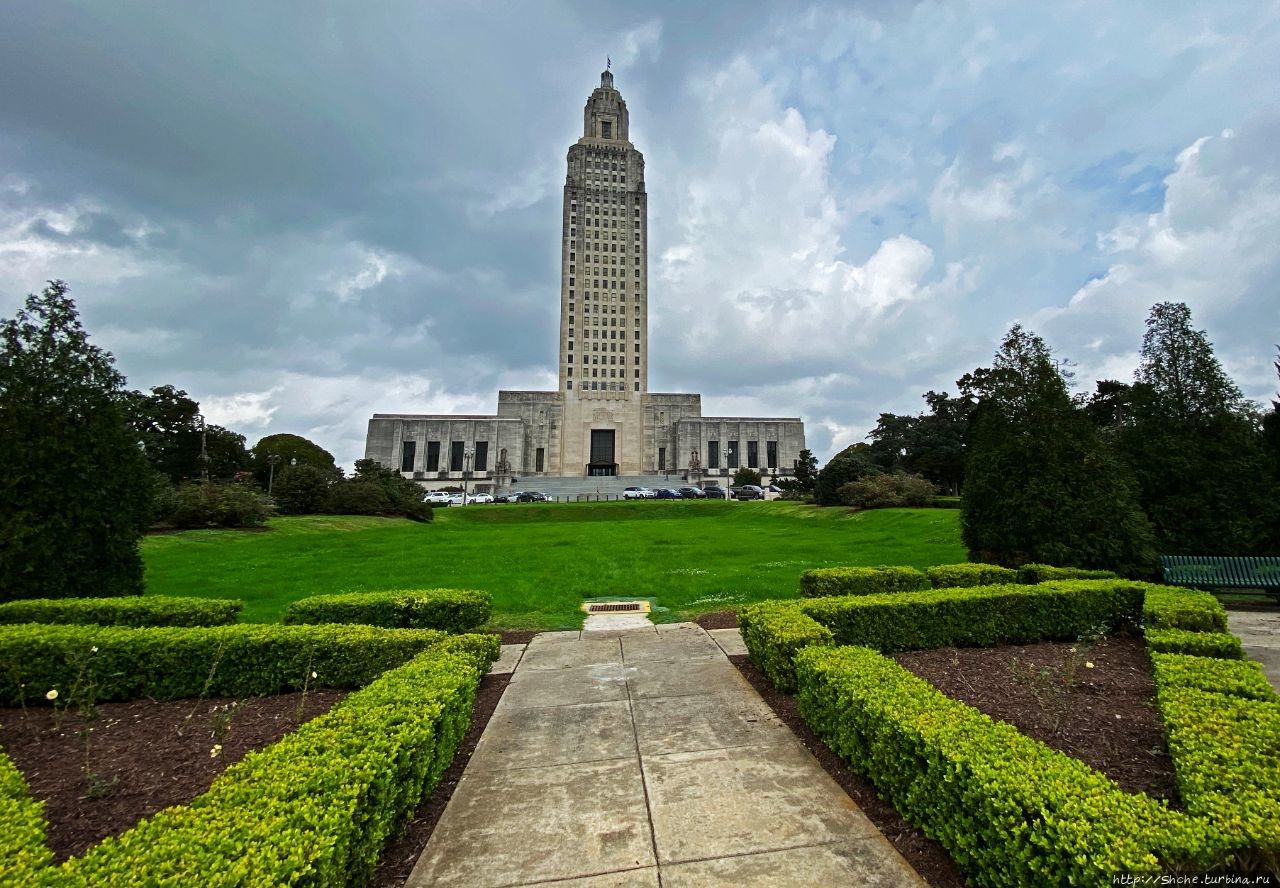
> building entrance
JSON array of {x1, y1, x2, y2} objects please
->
[{"x1": 588, "y1": 429, "x2": 617, "y2": 476}]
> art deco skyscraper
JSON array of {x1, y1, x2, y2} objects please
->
[{"x1": 557, "y1": 67, "x2": 648, "y2": 400}]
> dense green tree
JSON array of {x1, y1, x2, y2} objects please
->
[
  {"x1": 1266, "y1": 346, "x2": 1280, "y2": 475},
  {"x1": 326, "y1": 459, "x2": 432, "y2": 522},
  {"x1": 778, "y1": 448, "x2": 819, "y2": 492},
  {"x1": 250, "y1": 433, "x2": 340, "y2": 489},
  {"x1": 124, "y1": 384, "x2": 250, "y2": 482},
  {"x1": 813, "y1": 443, "x2": 881, "y2": 506},
  {"x1": 731, "y1": 467, "x2": 763, "y2": 487},
  {"x1": 867, "y1": 391, "x2": 972, "y2": 495},
  {"x1": 0, "y1": 281, "x2": 152, "y2": 600},
  {"x1": 961, "y1": 325, "x2": 1154, "y2": 574},
  {"x1": 1114, "y1": 304, "x2": 1276, "y2": 554},
  {"x1": 271, "y1": 464, "x2": 336, "y2": 514}
]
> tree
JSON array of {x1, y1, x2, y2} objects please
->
[
  {"x1": 272, "y1": 464, "x2": 336, "y2": 514},
  {"x1": 326, "y1": 459, "x2": 432, "y2": 521},
  {"x1": 961, "y1": 325, "x2": 1154, "y2": 574},
  {"x1": 813, "y1": 443, "x2": 881, "y2": 506},
  {"x1": 124, "y1": 384, "x2": 251, "y2": 482},
  {"x1": 867, "y1": 391, "x2": 973, "y2": 495},
  {"x1": 732, "y1": 467, "x2": 763, "y2": 487},
  {"x1": 780, "y1": 449, "x2": 819, "y2": 492},
  {"x1": 1114, "y1": 304, "x2": 1276, "y2": 554},
  {"x1": 0, "y1": 281, "x2": 152, "y2": 600},
  {"x1": 250, "y1": 433, "x2": 340, "y2": 489}
]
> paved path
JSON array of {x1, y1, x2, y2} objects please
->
[
  {"x1": 407, "y1": 622, "x2": 924, "y2": 887},
  {"x1": 1228, "y1": 610, "x2": 1280, "y2": 691}
]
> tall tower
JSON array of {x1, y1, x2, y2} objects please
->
[{"x1": 558, "y1": 67, "x2": 648, "y2": 401}]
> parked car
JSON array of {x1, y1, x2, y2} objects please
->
[
  {"x1": 702, "y1": 486, "x2": 727, "y2": 499},
  {"x1": 423, "y1": 491, "x2": 453, "y2": 504},
  {"x1": 516, "y1": 491, "x2": 549, "y2": 502},
  {"x1": 655, "y1": 488, "x2": 682, "y2": 499},
  {"x1": 677, "y1": 487, "x2": 706, "y2": 498},
  {"x1": 623, "y1": 486, "x2": 654, "y2": 500},
  {"x1": 736, "y1": 485, "x2": 765, "y2": 500},
  {"x1": 468, "y1": 493, "x2": 495, "y2": 504}
]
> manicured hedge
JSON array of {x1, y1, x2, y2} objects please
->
[
  {"x1": 795, "y1": 645, "x2": 1215, "y2": 885},
  {"x1": 799, "y1": 566, "x2": 927, "y2": 598},
  {"x1": 282, "y1": 588, "x2": 491, "y2": 633},
  {"x1": 1142, "y1": 586, "x2": 1228, "y2": 633},
  {"x1": 0, "y1": 752, "x2": 52, "y2": 885},
  {"x1": 741, "y1": 580, "x2": 1146, "y2": 691},
  {"x1": 1145, "y1": 628, "x2": 1243, "y2": 660},
  {"x1": 0, "y1": 623, "x2": 454, "y2": 706},
  {"x1": 0, "y1": 596, "x2": 243, "y2": 628},
  {"x1": 1150, "y1": 652, "x2": 1277, "y2": 703},
  {"x1": 737, "y1": 605, "x2": 832, "y2": 692},
  {"x1": 1017, "y1": 563, "x2": 1118, "y2": 584},
  {"x1": 925, "y1": 562, "x2": 1018, "y2": 588},
  {"x1": 10, "y1": 633, "x2": 499, "y2": 887}
]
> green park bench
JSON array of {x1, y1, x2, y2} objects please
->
[{"x1": 1161, "y1": 555, "x2": 1280, "y2": 602}]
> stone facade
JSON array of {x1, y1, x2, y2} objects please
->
[{"x1": 364, "y1": 69, "x2": 805, "y2": 489}]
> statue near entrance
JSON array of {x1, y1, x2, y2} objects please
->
[
  {"x1": 495, "y1": 447, "x2": 511, "y2": 474},
  {"x1": 689, "y1": 448, "x2": 700, "y2": 470}
]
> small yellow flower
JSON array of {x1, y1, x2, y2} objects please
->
[
  {"x1": 210, "y1": 744, "x2": 223, "y2": 758},
  {"x1": 310, "y1": 671, "x2": 317, "y2": 679},
  {"x1": 45, "y1": 689, "x2": 58, "y2": 701},
  {"x1": 1084, "y1": 661, "x2": 1095, "y2": 669}
]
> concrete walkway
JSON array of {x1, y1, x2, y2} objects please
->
[
  {"x1": 407, "y1": 622, "x2": 924, "y2": 887},
  {"x1": 1227, "y1": 610, "x2": 1280, "y2": 691}
]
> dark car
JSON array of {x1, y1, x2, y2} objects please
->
[
  {"x1": 735, "y1": 485, "x2": 765, "y2": 500},
  {"x1": 655, "y1": 488, "x2": 682, "y2": 499},
  {"x1": 516, "y1": 491, "x2": 549, "y2": 502},
  {"x1": 677, "y1": 486, "x2": 706, "y2": 498},
  {"x1": 702, "y1": 486, "x2": 727, "y2": 499}
]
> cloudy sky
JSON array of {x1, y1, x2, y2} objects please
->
[{"x1": 3, "y1": 1, "x2": 1278, "y2": 468}]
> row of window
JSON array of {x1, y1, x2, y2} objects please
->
[
  {"x1": 568, "y1": 302, "x2": 639, "y2": 316},
  {"x1": 567, "y1": 381, "x2": 640, "y2": 391},
  {"x1": 566, "y1": 355, "x2": 640, "y2": 365},
  {"x1": 565, "y1": 367, "x2": 640, "y2": 379},
  {"x1": 400, "y1": 440, "x2": 490, "y2": 474},
  {"x1": 702, "y1": 440, "x2": 778, "y2": 470}
]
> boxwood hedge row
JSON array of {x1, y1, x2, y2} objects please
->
[
  {"x1": 925, "y1": 562, "x2": 1018, "y2": 588},
  {"x1": 5, "y1": 633, "x2": 498, "y2": 887},
  {"x1": 1142, "y1": 587, "x2": 1229, "y2": 633},
  {"x1": 1145, "y1": 628, "x2": 1243, "y2": 660},
  {"x1": 794, "y1": 645, "x2": 1215, "y2": 884},
  {"x1": 0, "y1": 596, "x2": 243, "y2": 628},
  {"x1": 0, "y1": 753, "x2": 52, "y2": 885},
  {"x1": 799, "y1": 565, "x2": 928, "y2": 598},
  {"x1": 1016, "y1": 563, "x2": 1119, "y2": 584},
  {"x1": 282, "y1": 588, "x2": 491, "y2": 633},
  {"x1": 0, "y1": 623, "x2": 454, "y2": 706}
]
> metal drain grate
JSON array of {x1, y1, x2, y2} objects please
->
[{"x1": 582, "y1": 601, "x2": 650, "y2": 614}]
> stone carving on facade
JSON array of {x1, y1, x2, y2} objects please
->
[
  {"x1": 689, "y1": 448, "x2": 700, "y2": 470},
  {"x1": 495, "y1": 447, "x2": 511, "y2": 474}
]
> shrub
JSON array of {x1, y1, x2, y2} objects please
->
[
  {"x1": 1017, "y1": 563, "x2": 1119, "y2": 584},
  {"x1": 0, "y1": 752, "x2": 52, "y2": 884},
  {"x1": 270, "y1": 464, "x2": 335, "y2": 515},
  {"x1": 19, "y1": 634, "x2": 500, "y2": 886},
  {"x1": 1145, "y1": 627, "x2": 1243, "y2": 659},
  {"x1": 171, "y1": 481, "x2": 273, "y2": 529},
  {"x1": 0, "y1": 596, "x2": 242, "y2": 628},
  {"x1": 282, "y1": 589, "x2": 491, "y2": 633},
  {"x1": 1150, "y1": 653, "x2": 1277, "y2": 702},
  {"x1": 737, "y1": 604, "x2": 833, "y2": 692},
  {"x1": 1142, "y1": 586, "x2": 1228, "y2": 633},
  {"x1": 813, "y1": 445, "x2": 880, "y2": 506},
  {"x1": 925, "y1": 562, "x2": 1018, "y2": 588},
  {"x1": 327, "y1": 459, "x2": 432, "y2": 522},
  {"x1": 799, "y1": 566, "x2": 928, "y2": 598},
  {"x1": 0, "y1": 623, "x2": 456, "y2": 706},
  {"x1": 731, "y1": 467, "x2": 762, "y2": 487},
  {"x1": 794, "y1": 645, "x2": 1212, "y2": 884},
  {"x1": 836, "y1": 471, "x2": 935, "y2": 509}
]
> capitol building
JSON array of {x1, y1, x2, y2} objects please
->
[{"x1": 365, "y1": 69, "x2": 805, "y2": 492}]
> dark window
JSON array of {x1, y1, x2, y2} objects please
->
[
  {"x1": 536, "y1": 447, "x2": 545, "y2": 473},
  {"x1": 747, "y1": 441, "x2": 759, "y2": 469},
  {"x1": 602, "y1": 121, "x2": 612, "y2": 139},
  {"x1": 450, "y1": 441, "x2": 464, "y2": 472},
  {"x1": 475, "y1": 441, "x2": 488, "y2": 472},
  {"x1": 728, "y1": 441, "x2": 739, "y2": 469},
  {"x1": 426, "y1": 441, "x2": 440, "y2": 472},
  {"x1": 767, "y1": 441, "x2": 778, "y2": 470},
  {"x1": 400, "y1": 440, "x2": 417, "y2": 473},
  {"x1": 658, "y1": 447, "x2": 666, "y2": 471},
  {"x1": 708, "y1": 441, "x2": 720, "y2": 469}
]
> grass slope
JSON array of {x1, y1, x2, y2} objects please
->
[{"x1": 142, "y1": 502, "x2": 965, "y2": 630}]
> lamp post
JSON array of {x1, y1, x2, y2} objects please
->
[
  {"x1": 463, "y1": 447, "x2": 475, "y2": 505},
  {"x1": 266, "y1": 454, "x2": 281, "y2": 495},
  {"x1": 195, "y1": 413, "x2": 210, "y2": 481}
]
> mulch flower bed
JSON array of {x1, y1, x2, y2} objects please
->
[
  {"x1": 704, "y1": 611, "x2": 1181, "y2": 886},
  {"x1": 0, "y1": 689, "x2": 347, "y2": 861}
]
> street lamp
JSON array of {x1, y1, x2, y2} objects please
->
[
  {"x1": 266, "y1": 454, "x2": 281, "y2": 495},
  {"x1": 463, "y1": 446, "x2": 475, "y2": 505},
  {"x1": 194, "y1": 413, "x2": 210, "y2": 481}
]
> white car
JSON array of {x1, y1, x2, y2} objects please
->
[
  {"x1": 469, "y1": 493, "x2": 495, "y2": 504},
  {"x1": 623, "y1": 486, "x2": 654, "y2": 499},
  {"x1": 423, "y1": 491, "x2": 453, "y2": 504}
]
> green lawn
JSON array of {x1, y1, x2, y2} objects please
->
[{"x1": 142, "y1": 501, "x2": 967, "y2": 630}]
